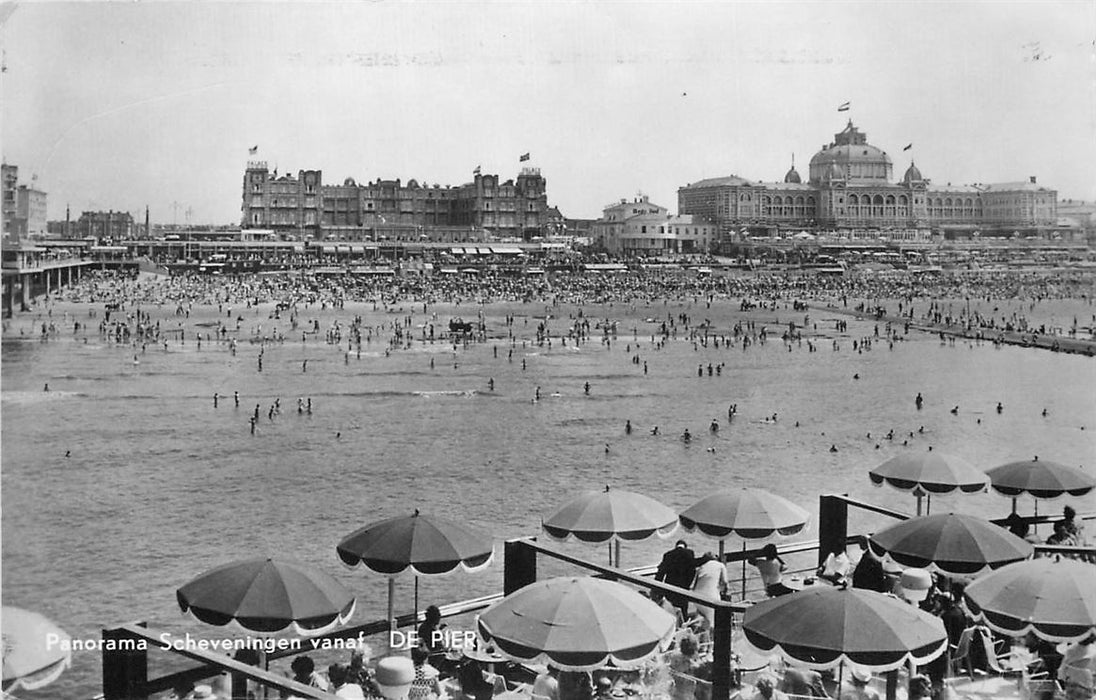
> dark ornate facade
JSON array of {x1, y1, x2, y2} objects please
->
[{"x1": 242, "y1": 162, "x2": 550, "y2": 241}]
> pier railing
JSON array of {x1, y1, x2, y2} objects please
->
[{"x1": 101, "y1": 495, "x2": 1095, "y2": 700}]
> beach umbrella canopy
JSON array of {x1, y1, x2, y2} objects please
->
[
  {"x1": 541, "y1": 486, "x2": 678, "y2": 543},
  {"x1": 477, "y1": 576, "x2": 676, "y2": 671},
  {"x1": 680, "y1": 487, "x2": 810, "y2": 599},
  {"x1": 869, "y1": 449, "x2": 988, "y2": 514},
  {"x1": 1, "y1": 607, "x2": 72, "y2": 692},
  {"x1": 337, "y1": 510, "x2": 494, "y2": 575},
  {"x1": 742, "y1": 586, "x2": 947, "y2": 672},
  {"x1": 963, "y1": 556, "x2": 1096, "y2": 643},
  {"x1": 986, "y1": 457, "x2": 1095, "y2": 499},
  {"x1": 868, "y1": 513, "x2": 1033, "y2": 578},
  {"x1": 337, "y1": 510, "x2": 493, "y2": 620},
  {"x1": 679, "y1": 488, "x2": 810, "y2": 539},
  {"x1": 177, "y1": 558, "x2": 356, "y2": 636}
]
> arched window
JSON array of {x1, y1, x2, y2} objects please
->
[
  {"x1": 899, "y1": 195, "x2": 908, "y2": 206},
  {"x1": 848, "y1": 194, "x2": 859, "y2": 206},
  {"x1": 885, "y1": 195, "x2": 895, "y2": 205}
]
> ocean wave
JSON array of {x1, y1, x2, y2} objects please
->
[{"x1": 412, "y1": 390, "x2": 478, "y2": 398}]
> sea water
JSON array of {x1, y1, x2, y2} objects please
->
[{"x1": 3, "y1": 295, "x2": 1095, "y2": 698}]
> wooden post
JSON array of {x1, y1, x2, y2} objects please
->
[
  {"x1": 231, "y1": 648, "x2": 261, "y2": 700},
  {"x1": 504, "y1": 538, "x2": 537, "y2": 595},
  {"x1": 818, "y1": 494, "x2": 849, "y2": 568},
  {"x1": 102, "y1": 623, "x2": 149, "y2": 700},
  {"x1": 711, "y1": 605, "x2": 733, "y2": 700},
  {"x1": 885, "y1": 669, "x2": 898, "y2": 700}
]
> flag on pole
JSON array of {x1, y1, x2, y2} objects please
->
[
  {"x1": 519, "y1": 153, "x2": 530, "y2": 162},
  {"x1": 837, "y1": 102, "x2": 850, "y2": 112},
  {"x1": 248, "y1": 145, "x2": 258, "y2": 154},
  {"x1": 903, "y1": 143, "x2": 912, "y2": 151},
  {"x1": 473, "y1": 165, "x2": 481, "y2": 175}
]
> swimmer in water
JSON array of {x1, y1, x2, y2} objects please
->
[
  {"x1": 651, "y1": 426, "x2": 659, "y2": 435},
  {"x1": 710, "y1": 419, "x2": 719, "y2": 433},
  {"x1": 682, "y1": 429, "x2": 691, "y2": 442},
  {"x1": 996, "y1": 402, "x2": 1003, "y2": 413},
  {"x1": 950, "y1": 406, "x2": 959, "y2": 414},
  {"x1": 830, "y1": 445, "x2": 838, "y2": 453},
  {"x1": 1042, "y1": 408, "x2": 1048, "y2": 417},
  {"x1": 625, "y1": 420, "x2": 632, "y2": 434}
]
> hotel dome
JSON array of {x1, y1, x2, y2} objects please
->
[{"x1": 809, "y1": 121, "x2": 893, "y2": 184}]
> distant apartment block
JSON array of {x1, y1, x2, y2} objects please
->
[{"x1": 2, "y1": 164, "x2": 47, "y2": 241}]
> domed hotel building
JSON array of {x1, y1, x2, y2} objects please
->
[{"x1": 678, "y1": 121, "x2": 1058, "y2": 241}]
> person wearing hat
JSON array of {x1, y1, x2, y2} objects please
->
[
  {"x1": 655, "y1": 539, "x2": 697, "y2": 619},
  {"x1": 189, "y1": 685, "x2": 218, "y2": 700},
  {"x1": 839, "y1": 666, "x2": 879, "y2": 700}
]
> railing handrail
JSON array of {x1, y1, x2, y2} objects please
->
[
  {"x1": 508, "y1": 537, "x2": 751, "y2": 613},
  {"x1": 107, "y1": 622, "x2": 339, "y2": 699}
]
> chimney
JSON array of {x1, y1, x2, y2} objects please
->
[
  {"x1": 1029, "y1": 176, "x2": 1036, "y2": 184},
  {"x1": 145, "y1": 205, "x2": 150, "y2": 237}
]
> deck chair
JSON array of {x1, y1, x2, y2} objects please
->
[
  {"x1": 979, "y1": 632, "x2": 1025, "y2": 678},
  {"x1": 950, "y1": 627, "x2": 975, "y2": 679}
]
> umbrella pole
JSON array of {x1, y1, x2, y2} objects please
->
[
  {"x1": 837, "y1": 660, "x2": 844, "y2": 700},
  {"x1": 387, "y1": 577, "x2": 396, "y2": 651},
  {"x1": 615, "y1": 540, "x2": 622, "y2": 569},
  {"x1": 415, "y1": 576, "x2": 419, "y2": 618},
  {"x1": 927, "y1": 493, "x2": 931, "y2": 515},
  {"x1": 916, "y1": 493, "x2": 923, "y2": 516},
  {"x1": 740, "y1": 541, "x2": 747, "y2": 601}
]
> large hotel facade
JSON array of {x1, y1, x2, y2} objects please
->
[
  {"x1": 241, "y1": 162, "x2": 553, "y2": 242},
  {"x1": 678, "y1": 121, "x2": 1059, "y2": 243}
]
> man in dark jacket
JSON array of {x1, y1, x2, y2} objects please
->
[{"x1": 654, "y1": 540, "x2": 697, "y2": 618}]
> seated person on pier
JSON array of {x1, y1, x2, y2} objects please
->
[
  {"x1": 747, "y1": 544, "x2": 793, "y2": 597},
  {"x1": 839, "y1": 666, "x2": 879, "y2": 700},
  {"x1": 409, "y1": 647, "x2": 443, "y2": 700},
  {"x1": 778, "y1": 665, "x2": 830, "y2": 698},
  {"x1": 330, "y1": 662, "x2": 367, "y2": 699},
  {"x1": 748, "y1": 674, "x2": 788, "y2": 700},
  {"x1": 531, "y1": 665, "x2": 560, "y2": 700},
  {"x1": 456, "y1": 658, "x2": 506, "y2": 700},
  {"x1": 815, "y1": 546, "x2": 852, "y2": 585},
  {"x1": 418, "y1": 605, "x2": 454, "y2": 674},
  {"x1": 850, "y1": 538, "x2": 887, "y2": 593}
]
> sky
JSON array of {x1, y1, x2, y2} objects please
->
[{"x1": 1, "y1": 1, "x2": 1094, "y2": 225}]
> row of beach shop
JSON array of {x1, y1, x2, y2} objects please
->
[{"x1": 3, "y1": 452, "x2": 1094, "y2": 700}]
